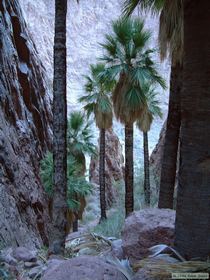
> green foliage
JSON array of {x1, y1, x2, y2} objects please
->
[
  {"x1": 40, "y1": 112, "x2": 95, "y2": 210},
  {"x1": 40, "y1": 152, "x2": 92, "y2": 211},
  {"x1": 79, "y1": 63, "x2": 115, "y2": 129},
  {"x1": 122, "y1": 0, "x2": 164, "y2": 18},
  {"x1": 67, "y1": 111, "x2": 97, "y2": 158},
  {"x1": 40, "y1": 152, "x2": 53, "y2": 197},
  {"x1": 100, "y1": 17, "x2": 166, "y2": 125},
  {"x1": 134, "y1": 167, "x2": 159, "y2": 209},
  {"x1": 136, "y1": 82, "x2": 162, "y2": 133},
  {"x1": 93, "y1": 181, "x2": 125, "y2": 238},
  {"x1": 93, "y1": 208, "x2": 125, "y2": 238}
]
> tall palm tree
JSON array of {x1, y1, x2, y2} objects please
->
[
  {"x1": 50, "y1": 0, "x2": 67, "y2": 255},
  {"x1": 136, "y1": 83, "x2": 162, "y2": 206},
  {"x1": 79, "y1": 63, "x2": 114, "y2": 221},
  {"x1": 122, "y1": 0, "x2": 183, "y2": 209},
  {"x1": 100, "y1": 18, "x2": 165, "y2": 216}
]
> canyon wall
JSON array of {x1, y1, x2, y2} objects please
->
[
  {"x1": 20, "y1": 0, "x2": 170, "y2": 165},
  {"x1": 0, "y1": 0, "x2": 52, "y2": 248}
]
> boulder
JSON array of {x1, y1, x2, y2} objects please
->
[
  {"x1": 41, "y1": 256, "x2": 127, "y2": 280},
  {"x1": 89, "y1": 128, "x2": 124, "y2": 206},
  {"x1": 12, "y1": 247, "x2": 37, "y2": 262},
  {"x1": 122, "y1": 208, "x2": 175, "y2": 263}
]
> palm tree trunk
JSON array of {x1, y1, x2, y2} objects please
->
[
  {"x1": 125, "y1": 124, "x2": 134, "y2": 216},
  {"x1": 158, "y1": 62, "x2": 182, "y2": 209},
  {"x1": 175, "y1": 0, "x2": 210, "y2": 260},
  {"x1": 50, "y1": 0, "x2": 67, "y2": 255},
  {"x1": 99, "y1": 128, "x2": 107, "y2": 221},
  {"x1": 72, "y1": 214, "x2": 78, "y2": 232},
  {"x1": 143, "y1": 132, "x2": 150, "y2": 206}
]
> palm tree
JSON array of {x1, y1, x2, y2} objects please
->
[
  {"x1": 122, "y1": 0, "x2": 183, "y2": 209},
  {"x1": 123, "y1": 0, "x2": 210, "y2": 260},
  {"x1": 100, "y1": 18, "x2": 166, "y2": 216},
  {"x1": 79, "y1": 63, "x2": 114, "y2": 221},
  {"x1": 40, "y1": 152, "x2": 92, "y2": 234},
  {"x1": 67, "y1": 111, "x2": 96, "y2": 231},
  {"x1": 136, "y1": 83, "x2": 162, "y2": 206},
  {"x1": 51, "y1": 0, "x2": 67, "y2": 255},
  {"x1": 67, "y1": 111, "x2": 96, "y2": 175}
]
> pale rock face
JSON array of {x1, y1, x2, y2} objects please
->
[{"x1": 19, "y1": 0, "x2": 170, "y2": 164}]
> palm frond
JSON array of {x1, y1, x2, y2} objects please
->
[
  {"x1": 80, "y1": 63, "x2": 114, "y2": 129},
  {"x1": 122, "y1": 0, "x2": 164, "y2": 18},
  {"x1": 67, "y1": 111, "x2": 96, "y2": 158},
  {"x1": 100, "y1": 17, "x2": 165, "y2": 125},
  {"x1": 136, "y1": 82, "x2": 162, "y2": 132}
]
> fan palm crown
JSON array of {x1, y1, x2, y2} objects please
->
[
  {"x1": 122, "y1": 0, "x2": 183, "y2": 64},
  {"x1": 79, "y1": 63, "x2": 114, "y2": 129},
  {"x1": 67, "y1": 111, "x2": 96, "y2": 157},
  {"x1": 100, "y1": 17, "x2": 166, "y2": 124},
  {"x1": 137, "y1": 82, "x2": 162, "y2": 132}
]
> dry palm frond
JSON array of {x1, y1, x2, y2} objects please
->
[
  {"x1": 113, "y1": 73, "x2": 145, "y2": 124},
  {"x1": 133, "y1": 259, "x2": 210, "y2": 274},
  {"x1": 65, "y1": 232, "x2": 112, "y2": 257},
  {"x1": 136, "y1": 106, "x2": 153, "y2": 132},
  {"x1": 105, "y1": 256, "x2": 134, "y2": 280},
  {"x1": 159, "y1": 0, "x2": 183, "y2": 64},
  {"x1": 149, "y1": 244, "x2": 185, "y2": 262}
]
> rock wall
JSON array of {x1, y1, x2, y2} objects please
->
[
  {"x1": 89, "y1": 129, "x2": 124, "y2": 206},
  {"x1": 0, "y1": 0, "x2": 52, "y2": 249}
]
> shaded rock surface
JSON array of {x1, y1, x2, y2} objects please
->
[
  {"x1": 12, "y1": 247, "x2": 37, "y2": 262},
  {"x1": 0, "y1": 0, "x2": 52, "y2": 248},
  {"x1": 41, "y1": 256, "x2": 127, "y2": 280},
  {"x1": 122, "y1": 209, "x2": 175, "y2": 264},
  {"x1": 150, "y1": 121, "x2": 166, "y2": 184},
  {"x1": 89, "y1": 128, "x2": 124, "y2": 206}
]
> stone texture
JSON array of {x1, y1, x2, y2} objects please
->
[
  {"x1": 41, "y1": 256, "x2": 127, "y2": 280},
  {"x1": 0, "y1": 248, "x2": 17, "y2": 265},
  {"x1": 12, "y1": 247, "x2": 37, "y2": 262},
  {"x1": 150, "y1": 121, "x2": 166, "y2": 183},
  {"x1": 89, "y1": 128, "x2": 124, "y2": 206},
  {"x1": 122, "y1": 208, "x2": 175, "y2": 263},
  {"x1": 0, "y1": 0, "x2": 52, "y2": 248}
]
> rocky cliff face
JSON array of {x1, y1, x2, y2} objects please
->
[{"x1": 0, "y1": 0, "x2": 52, "y2": 249}]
